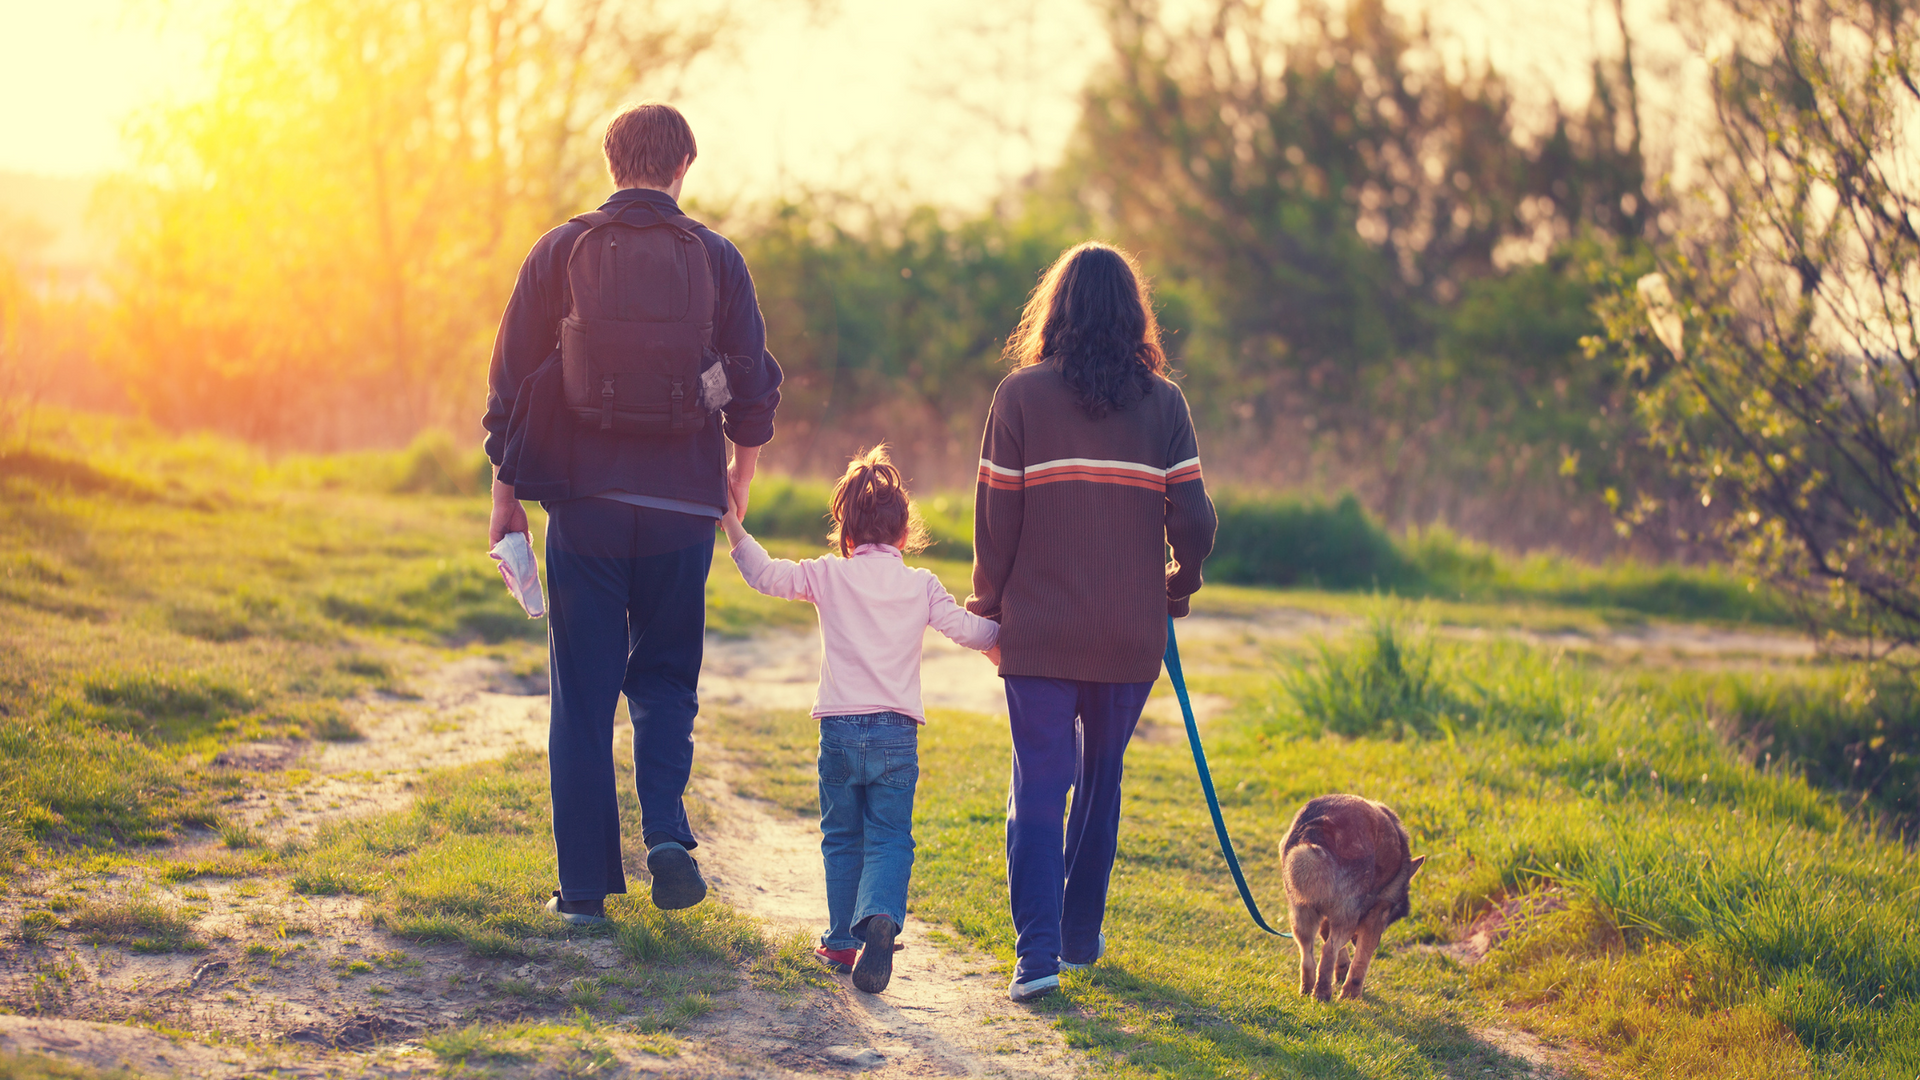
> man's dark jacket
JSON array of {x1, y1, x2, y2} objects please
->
[{"x1": 483, "y1": 188, "x2": 782, "y2": 508}]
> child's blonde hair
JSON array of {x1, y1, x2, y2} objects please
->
[{"x1": 828, "y1": 445, "x2": 929, "y2": 557}]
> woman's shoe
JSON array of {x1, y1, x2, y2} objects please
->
[
  {"x1": 1059, "y1": 932, "x2": 1105, "y2": 971},
  {"x1": 852, "y1": 916, "x2": 899, "y2": 993},
  {"x1": 815, "y1": 946, "x2": 857, "y2": 973},
  {"x1": 1008, "y1": 972, "x2": 1059, "y2": 1003}
]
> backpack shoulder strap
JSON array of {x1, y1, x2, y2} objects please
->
[
  {"x1": 558, "y1": 211, "x2": 621, "y2": 319},
  {"x1": 666, "y1": 215, "x2": 717, "y2": 336}
]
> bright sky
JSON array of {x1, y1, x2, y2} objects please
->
[{"x1": 0, "y1": 0, "x2": 1700, "y2": 203}]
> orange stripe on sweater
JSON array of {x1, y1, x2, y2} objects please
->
[
  {"x1": 1025, "y1": 463, "x2": 1169, "y2": 483},
  {"x1": 978, "y1": 467, "x2": 1024, "y2": 490},
  {"x1": 1025, "y1": 470, "x2": 1166, "y2": 493}
]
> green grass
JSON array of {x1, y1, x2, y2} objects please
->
[
  {"x1": 0, "y1": 412, "x2": 550, "y2": 867},
  {"x1": 705, "y1": 618, "x2": 1920, "y2": 1079},
  {"x1": 64, "y1": 892, "x2": 207, "y2": 953},
  {"x1": 282, "y1": 745, "x2": 817, "y2": 980}
]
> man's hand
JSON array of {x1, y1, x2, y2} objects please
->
[
  {"x1": 728, "y1": 443, "x2": 760, "y2": 522},
  {"x1": 719, "y1": 488, "x2": 749, "y2": 548},
  {"x1": 490, "y1": 475, "x2": 529, "y2": 545}
]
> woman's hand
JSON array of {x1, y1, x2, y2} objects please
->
[{"x1": 982, "y1": 645, "x2": 1002, "y2": 666}]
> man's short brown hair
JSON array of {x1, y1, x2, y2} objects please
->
[{"x1": 603, "y1": 103, "x2": 698, "y2": 189}]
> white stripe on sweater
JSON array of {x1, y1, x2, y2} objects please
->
[{"x1": 1023, "y1": 457, "x2": 1168, "y2": 477}]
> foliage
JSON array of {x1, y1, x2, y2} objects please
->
[
  {"x1": 108, "y1": 0, "x2": 728, "y2": 447},
  {"x1": 739, "y1": 473, "x2": 973, "y2": 560},
  {"x1": 723, "y1": 197, "x2": 1076, "y2": 472},
  {"x1": 1074, "y1": 0, "x2": 1647, "y2": 471},
  {"x1": 1206, "y1": 491, "x2": 1410, "y2": 589},
  {"x1": 1596, "y1": 0, "x2": 1920, "y2": 654}
]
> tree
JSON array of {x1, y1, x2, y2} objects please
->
[
  {"x1": 1597, "y1": 0, "x2": 1920, "y2": 654},
  {"x1": 109, "y1": 0, "x2": 726, "y2": 449},
  {"x1": 731, "y1": 195, "x2": 1075, "y2": 479},
  {"x1": 1069, "y1": 0, "x2": 1652, "y2": 544}
]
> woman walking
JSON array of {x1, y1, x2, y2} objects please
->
[{"x1": 967, "y1": 242, "x2": 1216, "y2": 1003}]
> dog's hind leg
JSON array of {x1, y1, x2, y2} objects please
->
[
  {"x1": 1333, "y1": 938, "x2": 1352, "y2": 985},
  {"x1": 1339, "y1": 921, "x2": 1384, "y2": 1001},
  {"x1": 1291, "y1": 906, "x2": 1321, "y2": 996},
  {"x1": 1314, "y1": 920, "x2": 1349, "y2": 1001}
]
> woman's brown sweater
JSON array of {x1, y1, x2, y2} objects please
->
[{"x1": 966, "y1": 362, "x2": 1216, "y2": 683}]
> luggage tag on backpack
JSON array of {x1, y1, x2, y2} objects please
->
[{"x1": 698, "y1": 359, "x2": 732, "y2": 413}]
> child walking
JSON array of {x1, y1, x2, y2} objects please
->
[{"x1": 720, "y1": 446, "x2": 999, "y2": 993}]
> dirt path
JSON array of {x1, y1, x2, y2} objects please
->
[{"x1": 690, "y1": 751, "x2": 1083, "y2": 1079}]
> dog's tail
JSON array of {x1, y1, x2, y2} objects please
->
[{"x1": 1283, "y1": 840, "x2": 1337, "y2": 900}]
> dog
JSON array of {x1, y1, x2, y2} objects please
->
[{"x1": 1281, "y1": 793, "x2": 1425, "y2": 1001}]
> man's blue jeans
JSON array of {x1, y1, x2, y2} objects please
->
[
  {"x1": 817, "y1": 712, "x2": 920, "y2": 951},
  {"x1": 1004, "y1": 676, "x2": 1154, "y2": 980},
  {"x1": 545, "y1": 498, "x2": 712, "y2": 902}
]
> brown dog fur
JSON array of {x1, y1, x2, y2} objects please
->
[{"x1": 1281, "y1": 794, "x2": 1425, "y2": 1001}]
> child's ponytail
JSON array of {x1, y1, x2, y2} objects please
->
[{"x1": 828, "y1": 445, "x2": 930, "y2": 557}]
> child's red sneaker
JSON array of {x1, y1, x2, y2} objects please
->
[{"x1": 815, "y1": 946, "x2": 857, "y2": 973}]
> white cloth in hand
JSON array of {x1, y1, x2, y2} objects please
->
[{"x1": 489, "y1": 531, "x2": 546, "y2": 618}]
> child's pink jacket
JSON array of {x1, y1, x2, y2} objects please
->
[{"x1": 729, "y1": 536, "x2": 1000, "y2": 721}]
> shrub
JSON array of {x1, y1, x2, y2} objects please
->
[
  {"x1": 742, "y1": 475, "x2": 971, "y2": 559},
  {"x1": 1207, "y1": 491, "x2": 1410, "y2": 589}
]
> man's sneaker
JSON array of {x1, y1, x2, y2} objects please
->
[
  {"x1": 852, "y1": 916, "x2": 899, "y2": 994},
  {"x1": 815, "y1": 946, "x2": 857, "y2": 973},
  {"x1": 1059, "y1": 933, "x2": 1106, "y2": 972},
  {"x1": 545, "y1": 891, "x2": 608, "y2": 926},
  {"x1": 645, "y1": 842, "x2": 708, "y2": 910},
  {"x1": 1009, "y1": 971, "x2": 1060, "y2": 1003}
]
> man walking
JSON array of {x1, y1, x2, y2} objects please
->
[{"x1": 484, "y1": 103, "x2": 782, "y2": 922}]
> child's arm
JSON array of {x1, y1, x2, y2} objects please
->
[
  {"x1": 723, "y1": 494, "x2": 817, "y2": 602},
  {"x1": 926, "y1": 578, "x2": 1000, "y2": 651},
  {"x1": 719, "y1": 492, "x2": 750, "y2": 548}
]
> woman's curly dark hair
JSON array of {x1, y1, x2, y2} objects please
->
[{"x1": 1003, "y1": 242, "x2": 1167, "y2": 418}]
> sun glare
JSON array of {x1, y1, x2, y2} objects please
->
[{"x1": 0, "y1": 0, "x2": 212, "y2": 175}]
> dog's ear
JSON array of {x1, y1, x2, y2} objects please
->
[{"x1": 1406, "y1": 855, "x2": 1427, "y2": 878}]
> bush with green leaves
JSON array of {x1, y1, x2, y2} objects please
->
[{"x1": 1595, "y1": 0, "x2": 1920, "y2": 655}]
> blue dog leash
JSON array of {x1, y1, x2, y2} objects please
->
[{"x1": 1164, "y1": 615, "x2": 1292, "y2": 938}]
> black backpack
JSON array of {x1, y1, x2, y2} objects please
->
[{"x1": 558, "y1": 204, "x2": 731, "y2": 434}]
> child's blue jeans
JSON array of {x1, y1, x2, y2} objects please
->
[{"x1": 817, "y1": 711, "x2": 919, "y2": 951}]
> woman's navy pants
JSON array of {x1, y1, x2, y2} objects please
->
[{"x1": 1003, "y1": 675, "x2": 1155, "y2": 980}]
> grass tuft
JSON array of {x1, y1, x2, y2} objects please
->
[{"x1": 65, "y1": 894, "x2": 206, "y2": 953}]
